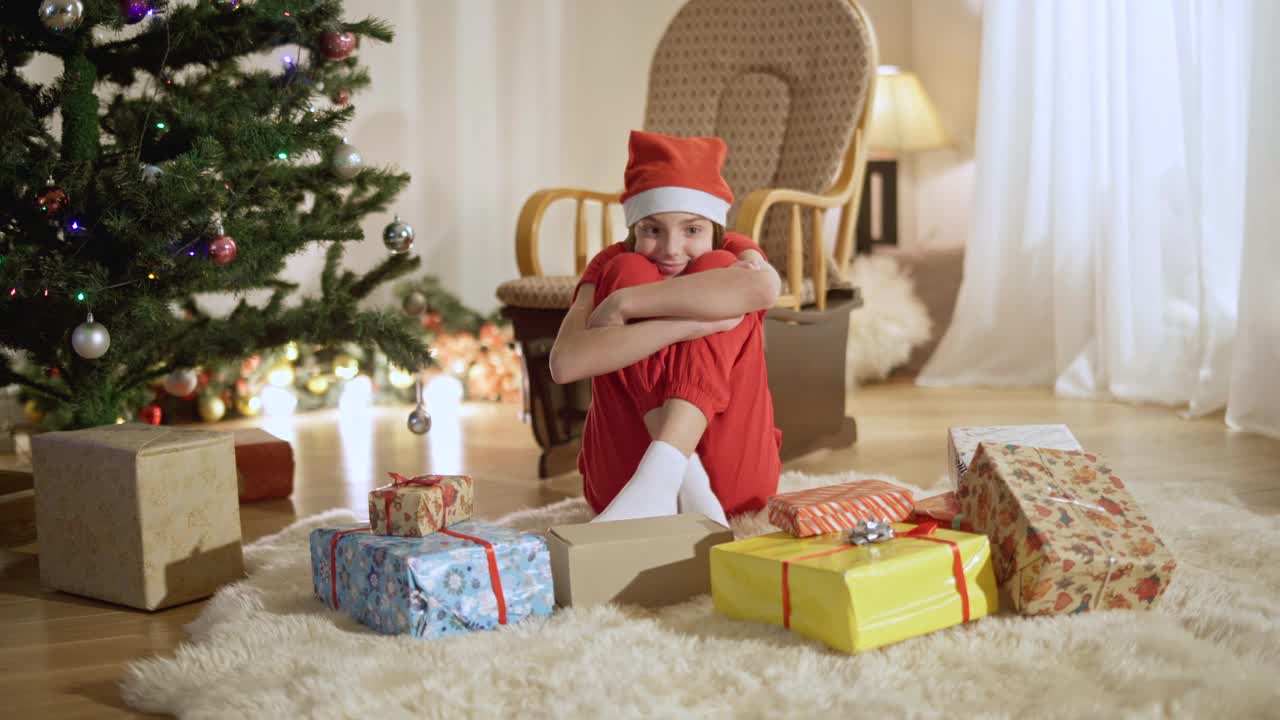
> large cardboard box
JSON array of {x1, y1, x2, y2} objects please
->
[
  {"x1": 32, "y1": 423, "x2": 244, "y2": 610},
  {"x1": 947, "y1": 424, "x2": 1082, "y2": 487},
  {"x1": 546, "y1": 513, "x2": 733, "y2": 608}
]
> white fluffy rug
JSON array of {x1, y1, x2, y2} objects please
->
[
  {"x1": 121, "y1": 470, "x2": 1280, "y2": 719},
  {"x1": 846, "y1": 254, "x2": 933, "y2": 385}
]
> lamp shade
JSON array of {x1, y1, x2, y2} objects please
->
[{"x1": 867, "y1": 66, "x2": 949, "y2": 153}]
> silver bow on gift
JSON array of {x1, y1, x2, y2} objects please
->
[{"x1": 847, "y1": 518, "x2": 896, "y2": 545}]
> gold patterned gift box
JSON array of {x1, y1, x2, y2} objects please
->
[
  {"x1": 31, "y1": 423, "x2": 244, "y2": 611},
  {"x1": 368, "y1": 472, "x2": 473, "y2": 536},
  {"x1": 958, "y1": 442, "x2": 1177, "y2": 615},
  {"x1": 711, "y1": 521, "x2": 998, "y2": 654}
]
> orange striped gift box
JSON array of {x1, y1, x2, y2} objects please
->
[{"x1": 767, "y1": 480, "x2": 916, "y2": 537}]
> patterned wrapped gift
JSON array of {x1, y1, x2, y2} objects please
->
[
  {"x1": 31, "y1": 423, "x2": 244, "y2": 610},
  {"x1": 947, "y1": 424, "x2": 1082, "y2": 487},
  {"x1": 906, "y1": 491, "x2": 972, "y2": 532},
  {"x1": 310, "y1": 520, "x2": 553, "y2": 638},
  {"x1": 711, "y1": 521, "x2": 997, "y2": 654},
  {"x1": 767, "y1": 480, "x2": 914, "y2": 537},
  {"x1": 959, "y1": 441, "x2": 1177, "y2": 615},
  {"x1": 368, "y1": 472, "x2": 473, "y2": 536}
]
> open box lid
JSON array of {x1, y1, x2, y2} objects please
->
[{"x1": 548, "y1": 512, "x2": 728, "y2": 546}]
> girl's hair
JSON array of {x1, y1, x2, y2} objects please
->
[{"x1": 623, "y1": 220, "x2": 726, "y2": 251}]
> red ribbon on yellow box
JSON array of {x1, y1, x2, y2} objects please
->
[{"x1": 781, "y1": 520, "x2": 971, "y2": 628}]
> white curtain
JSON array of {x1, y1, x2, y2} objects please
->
[{"x1": 919, "y1": 0, "x2": 1279, "y2": 438}]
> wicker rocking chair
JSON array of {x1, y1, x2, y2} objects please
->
[{"x1": 496, "y1": 0, "x2": 878, "y2": 477}]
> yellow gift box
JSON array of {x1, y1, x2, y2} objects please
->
[{"x1": 711, "y1": 522, "x2": 998, "y2": 654}]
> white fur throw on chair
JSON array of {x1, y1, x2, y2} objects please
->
[{"x1": 845, "y1": 254, "x2": 933, "y2": 384}]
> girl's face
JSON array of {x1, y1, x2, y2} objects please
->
[{"x1": 631, "y1": 212, "x2": 714, "y2": 278}]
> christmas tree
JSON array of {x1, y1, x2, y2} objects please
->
[{"x1": 0, "y1": 0, "x2": 430, "y2": 430}]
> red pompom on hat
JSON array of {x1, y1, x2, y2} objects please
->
[{"x1": 620, "y1": 130, "x2": 734, "y2": 227}]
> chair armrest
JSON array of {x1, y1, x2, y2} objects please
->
[
  {"x1": 733, "y1": 187, "x2": 849, "y2": 311},
  {"x1": 516, "y1": 188, "x2": 622, "y2": 277}
]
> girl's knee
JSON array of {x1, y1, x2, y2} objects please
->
[
  {"x1": 597, "y1": 252, "x2": 662, "y2": 297},
  {"x1": 687, "y1": 249, "x2": 739, "y2": 274}
]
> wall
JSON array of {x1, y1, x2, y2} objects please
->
[{"x1": 859, "y1": 0, "x2": 983, "y2": 250}]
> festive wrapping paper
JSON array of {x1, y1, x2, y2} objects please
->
[
  {"x1": 233, "y1": 428, "x2": 293, "y2": 503},
  {"x1": 711, "y1": 522, "x2": 997, "y2": 654},
  {"x1": 30, "y1": 423, "x2": 244, "y2": 611},
  {"x1": 958, "y1": 442, "x2": 1177, "y2": 615},
  {"x1": 947, "y1": 424, "x2": 1082, "y2": 487},
  {"x1": 767, "y1": 480, "x2": 915, "y2": 537},
  {"x1": 906, "y1": 491, "x2": 972, "y2": 532},
  {"x1": 368, "y1": 472, "x2": 473, "y2": 536},
  {"x1": 310, "y1": 520, "x2": 553, "y2": 638}
]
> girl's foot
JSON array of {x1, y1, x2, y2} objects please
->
[
  {"x1": 592, "y1": 441, "x2": 686, "y2": 522},
  {"x1": 677, "y1": 452, "x2": 729, "y2": 526}
]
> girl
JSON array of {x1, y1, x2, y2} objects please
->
[{"x1": 549, "y1": 130, "x2": 783, "y2": 526}]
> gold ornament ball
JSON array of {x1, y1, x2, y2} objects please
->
[
  {"x1": 23, "y1": 399, "x2": 45, "y2": 424},
  {"x1": 198, "y1": 394, "x2": 227, "y2": 422},
  {"x1": 235, "y1": 393, "x2": 262, "y2": 417},
  {"x1": 333, "y1": 354, "x2": 359, "y2": 380},
  {"x1": 267, "y1": 361, "x2": 295, "y2": 387},
  {"x1": 306, "y1": 375, "x2": 331, "y2": 395}
]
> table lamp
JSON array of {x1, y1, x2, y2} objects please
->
[{"x1": 856, "y1": 65, "x2": 949, "y2": 253}]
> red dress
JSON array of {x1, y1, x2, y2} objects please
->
[{"x1": 573, "y1": 233, "x2": 782, "y2": 517}]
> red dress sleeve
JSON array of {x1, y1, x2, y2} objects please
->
[
  {"x1": 721, "y1": 232, "x2": 767, "y2": 261},
  {"x1": 572, "y1": 242, "x2": 627, "y2": 305}
]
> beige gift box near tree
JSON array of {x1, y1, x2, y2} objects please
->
[{"x1": 31, "y1": 423, "x2": 245, "y2": 611}]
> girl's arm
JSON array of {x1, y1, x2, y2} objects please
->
[
  {"x1": 589, "y1": 250, "x2": 781, "y2": 327},
  {"x1": 549, "y1": 285, "x2": 742, "y2": 384}
]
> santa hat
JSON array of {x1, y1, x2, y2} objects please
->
[{"x1": 620, "y1": 130, "x2": 734, "y2": 227}]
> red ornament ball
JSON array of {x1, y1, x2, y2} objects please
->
[
  {"x1": 208, "y1": 233, "x2": 237, "y2": 265},
  {"x1": 331, "y1": 88, "x2": 350, "y2": 106},
  {"x1": 36, "y1": 185, "x2": 69, "y2": 218},
  {"x1": 319, "y1": 31, "x2": 357, "y2": 60},
  {"x1": 138, "y1": 403, "x2": 163, "y2": 426}
]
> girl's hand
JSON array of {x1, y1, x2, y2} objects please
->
[
  {"x1": 734, "y1": 257, "x2": 763, "y2": 271},
  {"x1": 587, "y1": 291, "x2": 629, "y2": 329}
]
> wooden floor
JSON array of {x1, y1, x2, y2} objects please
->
[{"x1": 2, "y1": 381, "x2": 1278, "y2": 718}]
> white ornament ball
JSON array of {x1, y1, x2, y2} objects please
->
[
  {"x1": 163, "y1": 368, "x2": 199, "y2": 397},
  {"x1": 71, "y1": 313, "x2": 110, "y2": 359},
  {"x1": 406, "y1": 405, "x2": 432, "y2": 435},
  {"x1": 39, "y1": 0, "x2": 84, "y2": 32},
  {"x1": 331, "y1": 139, "x2": 363, "y2": 179},
  {"x1": 141, "y1": 164, "x2": 164, "y2": 183}
]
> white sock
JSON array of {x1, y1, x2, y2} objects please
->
[
  {"x1": 592, "y1": 441, "x2": 686, "y2": 523},
  {"x1": 678, "y1": 452, "x2": 730, "y2": 526}
]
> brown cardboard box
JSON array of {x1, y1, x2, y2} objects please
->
[
  {"x1": 32, "y1": 423, "x2": 245, "y2": 610},
  {"x1": 233, "y1": 427, "x2": 294, "y2": 502},
  {"x1": 546, "y1": 513, "x2": 733, "y2": 608}
]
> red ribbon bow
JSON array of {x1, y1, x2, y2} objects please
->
[
  {"x1": 388, "y1": 472, "x2": 443, "y2": 487},
  {"x1": 780, "y1": 520, "x2": 971, "y2": 630}
]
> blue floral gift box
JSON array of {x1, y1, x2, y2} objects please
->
[{"x1": 310, "y1": 521, "x2": 555, "y2": 638}]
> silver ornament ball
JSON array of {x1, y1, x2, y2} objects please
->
[
  {"x1": 141, "y1": 164, "x2": 164, "y2": 184},
  {"x1": 71, "y1": 313, "x2": 111, "y2": 359},
  {"x1": 382, "y1": 215, "x2": 415, "y2": 254},
  {"x1": 331, "y1": 139, "x2": 363, "y2": 179},
  {"x1": 163, "y1": 368, "x2": 199, "y2": 397},
  {"x1": 402, "y1": 290, "x2": 428, "y2": 317},
  {"x1": 406, "y1": 405, "x2": 432, "y2": 435},
  {"x1": 39, "y1": 0, "x2": 84, "y2": 32}
]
